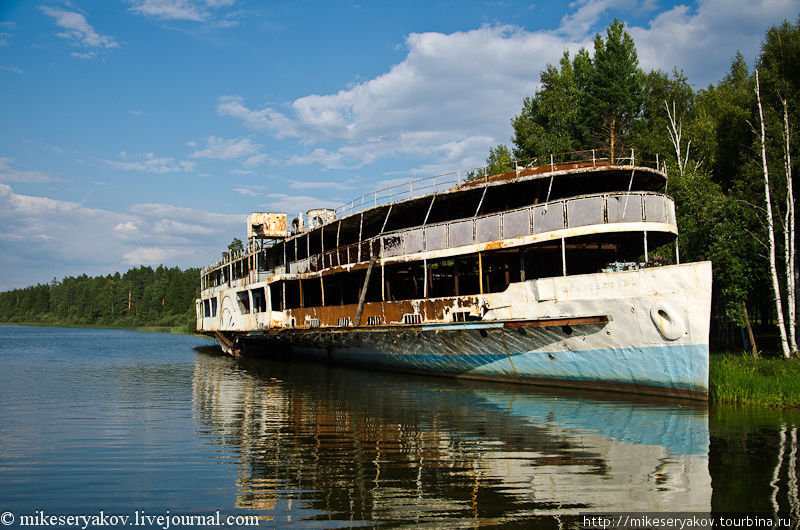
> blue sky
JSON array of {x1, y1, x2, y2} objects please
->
[{"x1": 0, "y1": 0, "x2": 796, "y2": 290}]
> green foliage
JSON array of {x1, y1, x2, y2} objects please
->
[
  {"x1": 466, "y1": 144, "x2": 515, "y2": 181},
  {"x1": 579, "y1": 18, "x2": 645, "y2": 157},
  {"x1": 223, "y1": 237, "x2": 244, "y2": 258},
  {"x1": 710, "y1": 353, "x2": 800, "y2": 407},
  {"x1": 511, "y1": 50, "x2": 588, "y2": 158},
  {"x1": 0, "y1": 265, "x2": 200, "y2": 329}
]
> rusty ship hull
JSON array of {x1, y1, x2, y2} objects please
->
[{"x1": 197, "y1": 150, "x2": 712, "y2": 399}]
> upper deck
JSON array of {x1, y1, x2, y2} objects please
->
[{"x1": 201, "y1": 149, "x2": 672, "y2": 295}]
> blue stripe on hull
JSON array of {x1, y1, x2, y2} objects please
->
[{"x1": 286, "y1": 340, "x2": 708, "y2": 394}]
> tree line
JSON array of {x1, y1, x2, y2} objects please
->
[
  {"x1": 474, "y1": 17, "x2": 800, "y2": 354},
  {"x1": 0, "y1": 265, "x2": 200, "y2": 330}
]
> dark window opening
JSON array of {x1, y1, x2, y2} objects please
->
[
  {"x1": 270, "y1": 282, "x2": 282, "y2": 311},
  {"x1": 285, "y1": 281, "x2": 301, "y2": 309},
  {"x1": 302, "y1": 278, "x2": 323, "y2": 308},
  {"x1": 251, "y1": 287, "x2": 267, "y2": 313},
  {"x1": 384, "y1": 262, "x2": 425, "y2": 301},
  {"x1": 236, "y1": 291, "x2": 250, "y2": 313},
  {"x1": 481, "y1": 252, "x2": 521, "y2": 294}
]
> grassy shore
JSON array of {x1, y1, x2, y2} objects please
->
[{"x1": 710, "y1": 352, "x2": 800, "y2": 408}]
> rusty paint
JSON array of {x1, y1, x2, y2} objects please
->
[
  {"x1": 502, "y1": 315, "x2": 609, "y2": 328},
  {"x1": 247, "y1": 212, "x2": 287, "y2": 239}
]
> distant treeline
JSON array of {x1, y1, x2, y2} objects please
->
[{"x1": 0, "y1": 266, "x2": 200, "y2": 330}]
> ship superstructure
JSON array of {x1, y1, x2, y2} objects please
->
[{"x1": 197, "y1": 149, "x2": 711, "y2": 398}]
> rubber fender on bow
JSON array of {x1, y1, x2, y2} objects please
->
[{"x1": 650, "y1": 302, "x2": 685, "y2": 341}]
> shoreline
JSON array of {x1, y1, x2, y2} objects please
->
[{"x1": 0, "y1": 320, "x2": 201, "y2": 336}]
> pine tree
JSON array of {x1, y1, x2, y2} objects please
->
[{"x1": 579, "y1": 18, "x2": 645, "y2": 161}]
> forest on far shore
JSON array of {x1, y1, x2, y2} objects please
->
[{"x1": 0, "y1": 266, "x2": 199, "y2": 331}]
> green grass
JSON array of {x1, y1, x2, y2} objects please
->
[{"x1": 710, "y1": 352, "x2": 800, "y2": 407}]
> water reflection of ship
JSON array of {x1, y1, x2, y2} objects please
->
[{"x1": 192, "y1": 349, "x2": 711, "y2": 525}]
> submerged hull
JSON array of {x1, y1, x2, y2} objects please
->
[{"x1": 218, "y1": 262, "x2": 712, "y2": 399}]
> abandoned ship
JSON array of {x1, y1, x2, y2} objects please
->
[{"x1": 196, "y1": 149, "x2": 712, "y2": 399}]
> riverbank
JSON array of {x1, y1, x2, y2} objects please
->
[
  {"x1": 710, "y1": 352, "x2": 800, "y2": 408},
  {"x1": 0, "y1": 321, "x2": 197, "y2": 335}
]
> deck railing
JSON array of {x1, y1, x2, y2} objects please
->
[
  {"x1": 281, "y1": 191, "x2": 675, "y2": 276},
  {"x1": 202, "y1": 149, "x2": 663, "y2": 280},
  {"x1": 333, "y1": 148, "x2": 661, "y2": 218}
]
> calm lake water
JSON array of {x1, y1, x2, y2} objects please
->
[{"x1": 0, "y1": 325, "x2": 799, "y2": 528}]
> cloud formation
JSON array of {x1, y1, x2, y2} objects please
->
[
  {"x1": 190, "y1": 136, "x2": 261, "y2": 160},
  {"x1": 0, "y1": 158, "x2": 62, "y2": 183},
  {"x1": 40, "y1": 6, "x2": 119, "y2": 59},
  {"x1": 104, "y1": 152, "x2": 196, "y2": 174},
  {"x1": 217, "y1": 0, "x2": 797, "y2": 175},
  {"x1": 0, "y1": 183, "x2": 242, "y2": 288},
  {"x1": 129, "y1": 0, "x2": 236, "y2": 22}
]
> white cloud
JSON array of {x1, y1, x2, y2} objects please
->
[
  {"x1": 217, "y1": 0, "x2": 796, "y2": 176},
  {"x1": 190, "y1": 136, "x2": 261, "y2": 159},
  {"x1": 286, "y1": 148, "x2": 344, "y2": 169},
  {"x1": 217, "y1": 96, "x2": 298, "y2": 137},
  {"x1": 0, "y1": 183, "x2": 243, "y2": 282},
  {"x1": 628, "y1": 0, "x2": 799, "y2": 85},
  {"x1": 0, "y1": 157, "x2": 61, "y2": 183},
  {"x1": 242, "y1": 153, "x2": 271, "y2": 167},
  {"x1": 263, "y1": 193, "x2": 342, "y2": 215},
  {"x1": 40, "y1": 6, "x2": 118, "y2": 58},
  {"x1": 219, "y1": 24, "x2": 575, "y2": 171},
  {"x1": 233, "y1": 186, "x2": 262, "y2": 196},
  {"x1": 289, "y1": 180, "x2": 354, "y2": 191},
  {"x1": 104, "y1": 152, "x2": 196, "y2": 174},
  {"x1": 122, "y1": 247, "x2": 185, "y2": 265},
  {"x1": 128, "y1": 0, "x2": 236, "y2": 22}
]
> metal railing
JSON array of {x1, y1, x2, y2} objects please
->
[
  {"x1": 333, "y1": 148, "x2": 661, "y2": 218},
  {"x1": 281, "y1": 191, "x2": 675, "y2": 276},
  {"x1": 203, "y1": 149, "x2": 663, "y2": 280}
]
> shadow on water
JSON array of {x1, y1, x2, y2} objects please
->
[{"x1": 192, "y1": 346, "x2": 712, "y2": 527}]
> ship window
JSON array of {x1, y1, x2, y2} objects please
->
[
  {"x1": 481, "y1": 252, "x2": 521, "y2": 294},
  {"x1": 236, "y1": 291, "x2": 250, "y2": 313},
  {"x1": 251, "y1": 287, "x2": 267, "y2": 313},
  {"x1": 270, "y1": 282, "x2": 282, "y2": 311},
  {"x1": 302, "y1": 278, "x2": 322, "y2": 308},
  {"x1": 297, "y1": 235, "x2": 308, "y2": 259},
  {"x1": 427, "y1": 258, "x2": 455, "y2": 298},
  {"x1": 211, "y1": 298, "x2": 218, "y2": 317},
  {"x1": 203, "y1": 299, "x2": 210, "y2": 318},
  {"x1": 454, "y1": 257, "x2": 480, "y2": 296},
  {"x1": 384, "y1": 262, "x2": 424, "y2": 301},
  {"x1": 285, "y1": 281, "x2": 301, "y2": 309}
]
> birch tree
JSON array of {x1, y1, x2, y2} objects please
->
[
  {"x1": 781, "y1": 98, "x2": 797, "y2": 352},
  {"x1": 665, "y1": 100, "x2": 691, "y2": 178},
  {"x1": 755, "y1": 69, "x2": 791, "y2": 359}
]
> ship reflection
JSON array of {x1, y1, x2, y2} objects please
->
[{"x1": 192, "y1": 348, "x2": 711, "y2": 526}]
